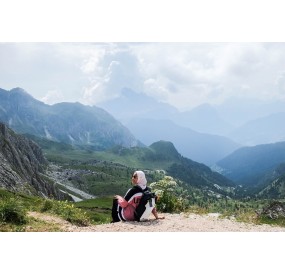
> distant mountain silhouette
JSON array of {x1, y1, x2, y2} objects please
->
[
  {"x1": 99, "y1": 88, "x2": 233, "y2": 136},
  {"x1": 126, "y1": 118, "x2": 240, "y2": 165},
  {"x1": 215, "y1": 97, "x2": 285, "y2": 128},
  {"x1": 0, "y1": 87, "x2": 140, "y2": 150},
  {"x1": 99, "y1": 87, "x2": 178, "y2": 122},
  {"x1": 174, "y1": 104, "x2": 234, "y2": 135},
  {"x1": 99, "y1": 88, "x2": 240, "y2": 164},
  {"x1": 227, "y1": 112, "x2": 285, "y2": 145},
  {"x1": 99, "y1": 88, "x2": 285, "y2": 148}
]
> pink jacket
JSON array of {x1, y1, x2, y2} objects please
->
[{"x1": 117, "y1": 186, "x2": 156, "y2": 221}]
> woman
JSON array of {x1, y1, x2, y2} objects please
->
[{"x1": 111, "y1": 170, "x2": 164, "y2": 222}]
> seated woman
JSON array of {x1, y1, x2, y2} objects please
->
[{"x1": 111, "y1": 170, "x2": 164, "y2": 222}]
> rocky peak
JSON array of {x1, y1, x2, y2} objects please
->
[{"x1": 0, "y1": 122, "x2": 68, "y2": 200}]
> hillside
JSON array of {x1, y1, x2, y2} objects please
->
[
  {"x1": 0, "y1": 87, "x2": 140, "y2": 150},
  {"x1": 214, "y1": 142, "x2": 285, "y2": 187},
  {"x1": 257, "y1": 175, "x2": 285, "y2": 199},
  {"x1": 37, "y1": 138, "x2": 236, "y2": 199},
  {"x1": 256, "y1": 163, "x2": 285, "y2": 199},
  {"x1": 0, "y1": 123, "x2": 68, "y2": 199},
  {"x1": 99, "y1": 88, "x2": 240, "y2": 165},
  {"x1": 126, "y1": 118, "x2": 240, "y2": 165}
]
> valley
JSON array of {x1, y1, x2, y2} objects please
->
[{"x1": 1, "y1": 87, "x2": 285, "y2": 231}]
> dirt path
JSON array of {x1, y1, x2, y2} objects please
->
[{"x1": 28, "y1": 212, "x2": 285, "y2": 232}]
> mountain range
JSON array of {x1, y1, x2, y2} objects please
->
[
  {"x1": 40, "y1": 137, "x2": 237, "y2": 198},
  {"x1": 126, "y1": 118, "x2": 239, "y2": 165},
  {"x1": 1, "y1": 86, "x2": 285, "y2": 200},
  {"x1": 228, "y1": 112, "x2": 285, "y2": 145},
  {"x1": 0, "y1": 87, "x2": 140, "y2": 150},
  {"x1": 99, "y1": 88, "x2": 285, "y2": 147},
  {"x1": 99, "y1": 88, "x2": 241, "y2": 165},
  {"x1": 0, "y1": 119, "x2": 236, "y2": 200},
  {"x1": 214, "y1": 142, "x2": 285, "y2": 189}
]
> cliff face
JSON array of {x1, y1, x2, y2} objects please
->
[{"x1": 0, "y1": 122, "x2": 68, "y2": 199}]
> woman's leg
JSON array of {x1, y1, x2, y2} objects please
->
[{"x1": 111, "y1": 199, "x2": 121, "y2": 222}]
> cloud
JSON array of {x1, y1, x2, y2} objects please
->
[
  {"x1": 276, "y1": 71, "x2": 285, "y2": 98},
  {"x1": 41, "y1": 89, "x2": 64, "y2": 105},
  {"x1": 128, "y1": 43, "x2": 285, "y2": 109},
  {"x1": 2, "y1": 42, "x2": 285, "y2": 110},
  {"x1": 81, "y1": 45, "x2": 145, "y2": 105}
]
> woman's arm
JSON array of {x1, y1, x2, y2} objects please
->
[
  {"x1": 114, "y1": 195, "x2": 128, "y2": 208},
  {"x1": 152, "y1": 207, "x2": 165, "y2": 220}
]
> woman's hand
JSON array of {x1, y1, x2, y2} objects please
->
[{"x1": 114, "y1": 195, "x2": 123, "y2": 200}]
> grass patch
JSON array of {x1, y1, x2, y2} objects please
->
[
  {"x1": 0, "y1": 188, "x2": 112, "y2": 229},
  {"x1": 0, "y1": 198, "x2": 27, "y2": 225},
  {"x1": 75, "y1": 197, "x2": 113, "y2": 225},
  {"x1": 39, "y1": 199, "x2": 91, "y2": 226},
  {"x1": 256, "y1": 216, "x2": 285, "y2": 227},
  {"x1": 24, "y1": 217, "x2": 64, "y2": 232}
]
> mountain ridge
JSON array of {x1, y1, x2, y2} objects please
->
[
  {"x1": 0, "y1": 87, "x2": 140, "y2": 150},
  {"x1": 126, "y1": 118, "x2": 240, "y2": 165},
  {"x1": 215, "y1": 141, "x2": 285, "y2": 187}
]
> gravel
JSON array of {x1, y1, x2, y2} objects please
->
[{"x1": 28, "y1": 212, "x2": 285, "y2": 232}]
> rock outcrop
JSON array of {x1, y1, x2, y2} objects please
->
[
  {"x1": 0, "y1": 122, "x2": 68, "y2": 199},
  {"x1": 258, "y1": 201, "x2": 285, "y2": 219}
]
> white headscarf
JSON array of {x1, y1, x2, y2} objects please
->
[{"x1": 135, "y1": 170, "x2": 147, "y2": 190}]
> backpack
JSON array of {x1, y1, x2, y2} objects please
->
[{"x1": 134, "y1": 188, "x2": 157, "y2": 222}]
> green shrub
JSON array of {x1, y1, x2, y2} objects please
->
[
  {"x1": 40, "y1": 199, "x2": 54, "y2": 212},
  {"x1": 40, "y1": 199, "x2": 91, "y2": 226},
  {"x1": 150, "y1": 176, "x2": 189, "y2": 213},
  {"x1": 0, "y1": 198, "x2": 27, "y2": 225}
]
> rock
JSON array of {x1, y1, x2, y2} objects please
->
[
  {"x1": 0, "y1": 122, "x2": 69, "y2": 200},
  {"x1": 259, "y1": 201, "x2": 285, "y2": 219}
]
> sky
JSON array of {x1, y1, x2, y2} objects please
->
[{"x1": 2, "y1": 42, "x2": 285, "y2": 111}]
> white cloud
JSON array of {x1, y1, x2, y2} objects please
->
[
  {"x1": 41, "y1": 89, "x2": 64, "y2": 105},
  {"x1": 2, "y1": 42, "x2": 285, "y2": 110}
]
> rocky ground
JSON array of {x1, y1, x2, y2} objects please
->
[
  {"x1": 28, "y1": 212, "x2": 285, "y2": 232},
  {"x1": 46, "y1": 164, "x2": 96, "y2": 201}
]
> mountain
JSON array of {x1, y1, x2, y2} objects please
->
[
  {"x1": 214, "y1": 142, "x2": 285, "y2": 187},
  {"x1": 112, "y1": 140, "x2": 236, "y2": 196},
  {"x1": 48, "y1": 139, "x2": 236, "y2": 198},
  {"x1": 174, "y1": 104, "x2": 234, "y2": 135},
  {"x1": 98, "y1": 87, "x2": 178, "y2": 123},
  {"x1": 257, "y1": 172, "x2": 285, "y2": 199},
  {"x1": 227, "y1": 112, "x2": 285, "y2": 146},
  {"x1": 0, "y1": 87, "x2": 140, "y2": 150},
  {"x1": 99, "y1": 89, "x2": 285, "y2": 147},
  {"x1": 0, "y1": 122, "x2": 68, "y2": 199},
  {"x1": 149, "y1": 141, "x2": 235, "y2": 191},
  {"x1": 99, "y1": 88, "x2": 234, "y2": 136},
  {"x1": 215, "y1": 97, "x2": 285, "y2": 128},
  {"x1": 126, "y1": 118, "x2": 240, "y2": 165},
  {"x1": 251, "y1": 163, "x2": 285, "y2": 199}
]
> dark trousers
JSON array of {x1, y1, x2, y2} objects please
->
[{"x1": 111, "y1": 199, "x2": 121, "y2": 222}]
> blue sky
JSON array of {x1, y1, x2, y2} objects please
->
[{"x1": 1, "y1": 42, "x2": 285, "y2": 110}]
